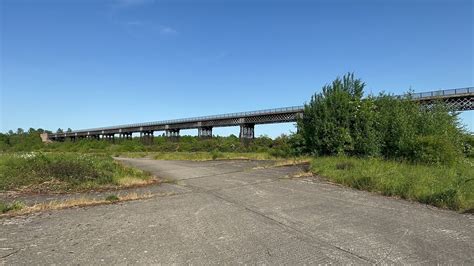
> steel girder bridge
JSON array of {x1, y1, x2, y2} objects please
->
[{"x1": 47, "y1": 87, "x2": 473, "y2": 142}]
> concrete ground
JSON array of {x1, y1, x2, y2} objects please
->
[{"x1": 1, "y1": 158, "x2": 473, "y2": 264}]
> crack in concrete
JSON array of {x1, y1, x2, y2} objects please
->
[
  {"x1": 375, "y1": 228, "x2": 409, "y2": 265},
  {"x1": 1, "y1": 249, "x2": 20, "y2": 259},
  {"x1": 179, "y1": 181, "x2": 374, "y2": 263}
]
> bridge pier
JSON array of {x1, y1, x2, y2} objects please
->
[
  {"x1": 120, "y1": 132, "x2": 132, "y2": 140},
  {"x1": 103, "y1": 134, "x2": 115, "y2": 142},
  {"x1": 239, "y1": 124, "x2": 255, "y2": 140},
  {"x1": 198, "y1": 127, "x2": 212, "y2": 138},
  {"x1": 140, "y1": 131, "x2": 154, "y2": 144},
  {"x1": 166, "y1": 129, "x2": 180, "y2": 139}
]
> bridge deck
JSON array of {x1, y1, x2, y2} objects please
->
[{"x1": 48, "y1": 87, "x2": 473, "y2": 139}]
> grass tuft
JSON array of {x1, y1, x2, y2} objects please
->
[
  {"x1": 105, "y1": 194, "x2": 119, "y2": 202},
  {"x1": 0, "y1": 201, "x2": 24, "y2": 213}
]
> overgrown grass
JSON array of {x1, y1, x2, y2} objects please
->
[
  {"x1": 310, "y1": 157, "x2": 474, "y2": 212},
  {"x1": 0, "y1": 152, "x2": 152, "y2": 193}
]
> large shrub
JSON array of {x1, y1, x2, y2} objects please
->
[
  {"x1": 298, "y1": 73, "x2": 379, "y2": 156},
  {"x1": 298, "y1": 73, "x2": 466, "y2": 164},
  {"x1": 462, "y1": 134, "x2": 474, "y2": 158}
]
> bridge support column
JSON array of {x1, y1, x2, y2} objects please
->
[
  {"x1": 239, "y1": 124, "x2": 255, "y2": 140},
  {"x1": 104, "y1": 134, "x2": 115, "y2": 142},
  {"x1": 121, "y1": 132, "x2": 132, "y2": 140},
  {"x1": 166, "y1": 129, "x2": 180, "y2": 139},
  {"x1": 198, "y1": 127, "x2": 212, "y2": 138},
  {"x1": 140, "y1": 131, "x2": 154, "y2": 144}
]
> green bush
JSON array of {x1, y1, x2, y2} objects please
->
[
  {"x1": 297, "y1": 73, "x2": 466, "y2": 165},
  {"x1": 298, "y1": 73, "x2": 367, "y2": 156},
  {"x1": 463, "y1": 134, "x2": 474, "y2": 158},
  {"x1": 413, "y1": 136, "x2": 461, "y2": 165}
]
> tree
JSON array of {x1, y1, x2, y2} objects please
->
[
  {"x1": 298, "y1": 73, "x2": 372, "y2": 156},
  {"x1": 67, "y1": 128, "x2": 72, "y2": 133},
  {"x1": 17, "y1": 128, "x2": 24, "y2": 135},
  {"x1": 297, "y1": 73, "x2": 465, "y2": 163},
  {"x1": 57, "y1": 128, "x2": 64, "y2": 133}
]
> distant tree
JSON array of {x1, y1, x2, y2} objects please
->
[
  {"x1": 17, "y1": 128, "x2": 24, "y2": 135},
  {"x1": 37, "y1": 128, "x2": 45, "y2": 134},
  {"x1": 67, "y1": 128, "x2": 72, "y2": 133},
  {"x1": 8, "y1": 130, "x2": 14, "y2": 135},
  {"x1": 28, "y1": 128, "x2": 36, "y2": 134},
  {"x1": 0, "y1": 133, "x2": 10, "y2": 151},
  {"x1": 57, "y1": 128, "x2": 64, "y2": 133}
]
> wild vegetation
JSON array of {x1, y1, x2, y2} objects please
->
[
  {"x1": 0, "y1": 73, "x2": 472, "y2": 212},
  {"x1": 0, "y1": 153, "x2": 152, "y2": 193},
  {"x1": 297, "y1": 73, "x2": 470, "y2": 164},
  {"x1": 0, "y1": 131, "x2": 294, "y2": 158},
  {"x1": 311, "y1": 157, "x2": 473, "y2": 212}
]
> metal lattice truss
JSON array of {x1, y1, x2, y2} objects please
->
[
  {"x1": 49, "y1": 87, "x2": 472, "y2": 140},
  {"x1": 418, "y1": 95, "x2": 473, "y2": 111}
]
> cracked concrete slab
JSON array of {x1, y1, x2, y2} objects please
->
[{"x1": 1, "y1": 158, "x2": 472, "y2": 264}]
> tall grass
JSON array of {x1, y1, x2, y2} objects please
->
[
  {"x1": 0, "y1": 152, "x2": 151, "y2": 192},
  {"x1": 310, "y1": 157, "x2": 473, "y2": 212}
]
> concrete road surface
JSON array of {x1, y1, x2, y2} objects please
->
[{"x1": 1, "y1": 159, "x2": 473, "y2": 264}]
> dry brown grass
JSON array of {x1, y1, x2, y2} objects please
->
[
  {"x1": 291, "y1": 171, "x2": 314, "y2": 178},
  {"x1": 116, "y1": 177, "x2": 159, "y2": 187},
  {"x1": 253, "y1": 157, "x2": 312, "y2": 170},
  {"x1": 0, "y1": 192, "x2": 153, "y2": 218}
]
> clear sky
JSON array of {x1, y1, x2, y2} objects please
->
[{"x1": 1, "y1": 0, "x2": 473, "y2": 137}]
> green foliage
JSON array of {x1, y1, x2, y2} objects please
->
[
  {"x1": 0, "y1": 129, "x2": 44, "y2": 151},
  {"x1": 310, "y1": 156, "x2": 474, "y2": 212},
  {"x1": 299, "y1": 73, "x2": 367, "y2": 156},
  {"x1": 298, "y1": 73, "x2": 467, "y2": 164},
  {"x1": 0, "y1": 201, "x2": 24, "y2": 214},
  {"x1": 105, "y1": 195, "x2": 119, "y2": 202},
  {"x1": 0, "y1": 153, "x2": 150, "y2": 192},
  {"x1": 0, "y1": 129, "x2": 299, "y2": 159},
  {"x1": 210, "y1": 149, "x2": 221, "y2": 160},
  {"x1": 413, "y1": 136, "x2": 461, "y2": 166},
  {"x1": 462, "y1": 134, "x2": 474, "y2": 158}
]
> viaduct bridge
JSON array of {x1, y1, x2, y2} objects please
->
[{"x1": 47, "y1": 87, "x2": 473, "y2": 142}]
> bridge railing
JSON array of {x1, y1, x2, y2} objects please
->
[
  {"x1": 411, "y1": 87, "x2": 473, "y2": 99},
  {"x1": 69, "y1": 105, "x2": 305, "y2": 134}
]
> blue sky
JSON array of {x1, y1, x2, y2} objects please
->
[{"x1": 1, "y1": 0, "x2": 473, "y2": 137}]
